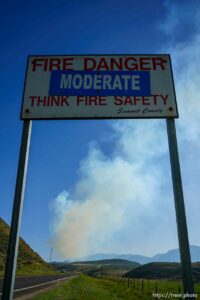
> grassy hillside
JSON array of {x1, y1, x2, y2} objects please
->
[
  {"x1": 52, "y1": 259, "x2": 140, "y2": 277},
  {"x1": 0, "y1": 217, "x2": 52, "y2": 274},
  {"x1": 124, "y1": 262, "x2": 200, "y2": 282}
]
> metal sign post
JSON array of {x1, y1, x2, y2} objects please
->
[
  {"x1": 2, "y1": 120, "x2": 32, "y2": 300},
  {"x1": 166, "y1": 118, "x2": 194, "y2": 295}
]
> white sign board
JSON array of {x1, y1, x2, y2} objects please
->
[{"x1": 21, "y1": 55, "x2": 178, "y2": 119}]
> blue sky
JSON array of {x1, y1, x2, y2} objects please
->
[{"x1": 0, "y1": 0, "x2": 200, "y2": 262}]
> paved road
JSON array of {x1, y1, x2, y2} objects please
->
[{"x1": 0, "y1": 274, "x2": 74, "y2": 299}]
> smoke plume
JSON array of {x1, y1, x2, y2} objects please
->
[{"x1": 49, "y1": 1, "x2": 200, "y2": 259}]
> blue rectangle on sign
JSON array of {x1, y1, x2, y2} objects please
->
[{"x1": 49, "y1": 71, "x2": 151, "y2": 96}]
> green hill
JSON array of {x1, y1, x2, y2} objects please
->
[
  {"x1": 124, "y1": 262, "x2": 200, "y2": 282},
  {"x1": 0, "y1": 217, "x2": 52, "y2": 274},
  {"x1": 73, "y1": 258, "x2": 140, "y2": 267},
  {"x1": 52, "y1": 258, "x2": 140, "y2": 276}
]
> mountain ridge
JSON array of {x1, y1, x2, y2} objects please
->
[{"x1": 64, "y1": 245, "x2": 200, "y2": 264}]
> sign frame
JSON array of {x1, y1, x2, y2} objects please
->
[{"x1": 20, "y1": 54, "x2": 179, "y2": 120}]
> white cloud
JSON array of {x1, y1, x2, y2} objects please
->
[
  {"x1": 160, "y1": 0, "x2": 200, "y2": 42},
  {"x1": 170, "y1": 34, "x2": 200, "y2": 141},
  {"x1": 160, "y1": 1, "x2": 200, "y2": 246}
]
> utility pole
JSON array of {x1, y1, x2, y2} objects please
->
[{"x1": 49, "y1": 248, "x2": 53, "y2": 263}]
